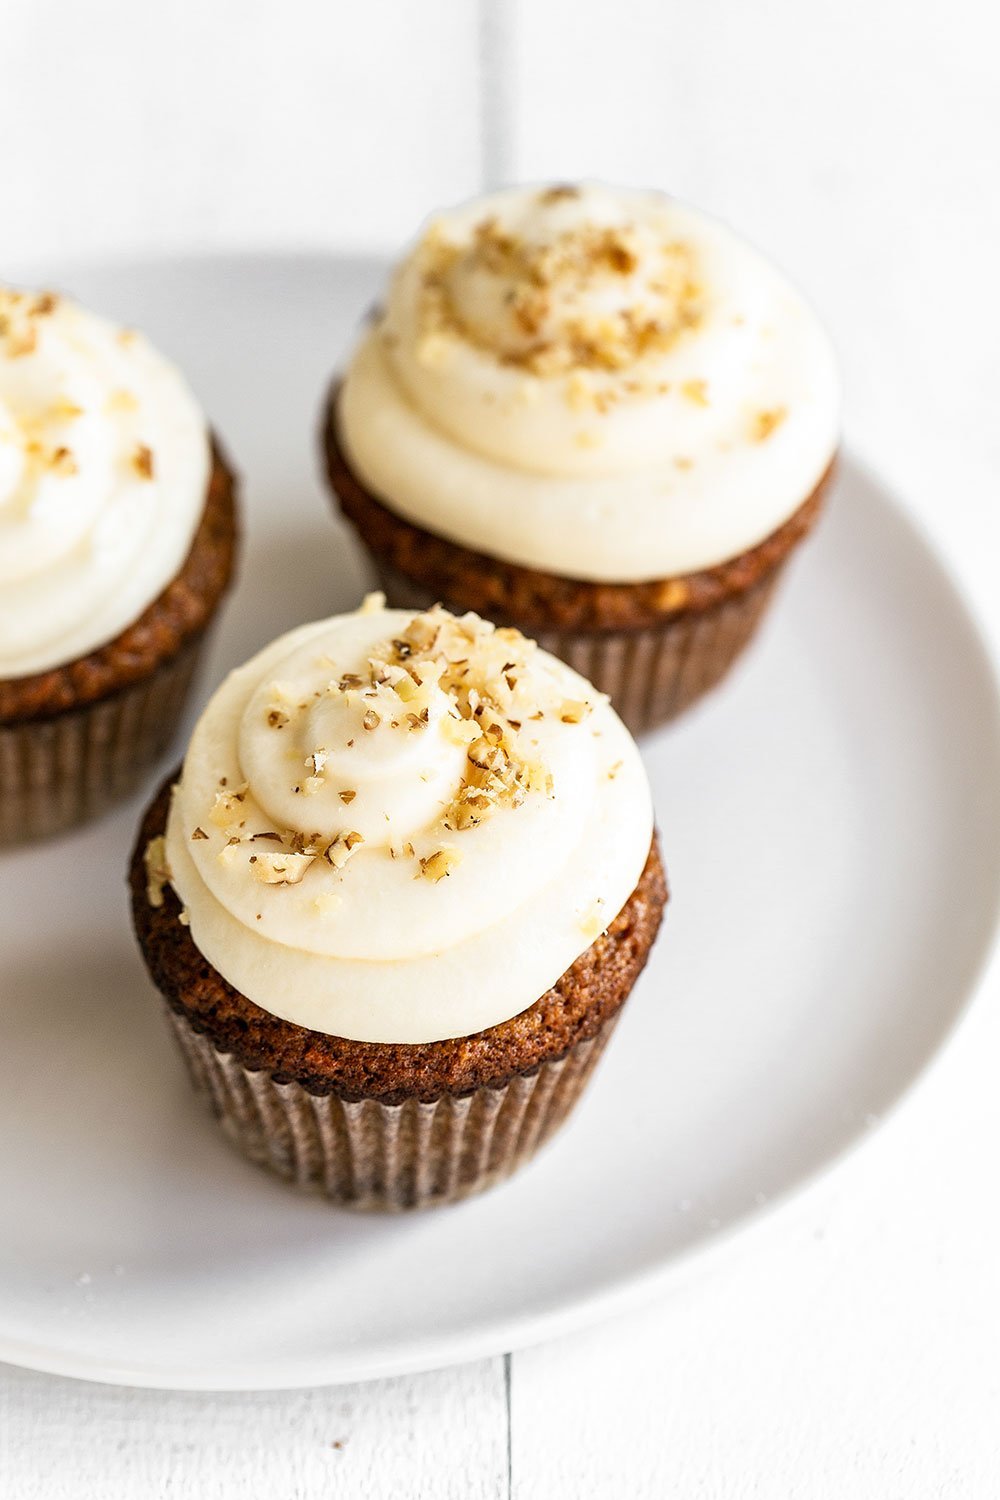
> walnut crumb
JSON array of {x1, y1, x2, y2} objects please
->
[
  {"x1": 106, "y1": 389, "x2": 138, "y2": 413},
  {"x1": 681, "y1": 379, "x2": 709, "y2": 406},
  {"x1": 579, "y1": 899, "x2": 607, "y2": 942},
  {"x1": 538, "y1": 184, "x2": 581, "y2": 205},
  {"x1": 419, "y1": 848, "x2": 462, "y2": 882},
  {"x1": 250, "y1": 851, "x2": 314, "y2": 885},
  {"x1": 3, "y1": 326, "x2": 37, "y2": 358},
  {"x1": 50, "y1": 446, "x2": 77, "y2": 476},
  {"x1": 324, "y1": 830, "x2": 364, "y2": 869},
  {"x1": 132, "y1": 444, "x2": 154, "y2": 479},
  {"x1": 144, "y1": 836, "x2": 171, "y2": 908},
  {"x1": 752, "y1": 406, "x2": 787, "y2": 442},
  {"x1": 209, "y1": 784, "x2": 248, "y2": 829}
]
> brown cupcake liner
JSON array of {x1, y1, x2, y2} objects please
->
[
  {"x1": 164, "y1": 1003, "x2": 619, "y2": 1212},
  {"x1": 369, "y1": 557, "x2": 783, "y2": 735},
  {"x1": 0, "y1": 637, "x2": 204, "y2": 847}
]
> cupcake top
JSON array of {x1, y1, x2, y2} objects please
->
[
  {"x1": 156, "y1": 598, "x2": 653, "y2": 1044},
  {"x1": 0, "y1": 287, "x2": 210, "y2": 679},
  {"x1": 338, "y1": 182, "x2": 839, "y2": 582}
]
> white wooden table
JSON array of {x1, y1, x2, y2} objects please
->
[{"x1": 3, "y1": 2, "x2": 1000, "y2": 1493}]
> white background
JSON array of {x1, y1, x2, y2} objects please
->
[{"x1": 2, "y1": 1, "x2": 1000, "y2": 1494}]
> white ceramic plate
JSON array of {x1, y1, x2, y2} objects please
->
[{"x1": 2, "y1": 257, "x2": 999, "y2": 1391}]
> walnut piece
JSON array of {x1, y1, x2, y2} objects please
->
[
  {"x1": 144, "y1": 836, "x2": 171, "y2": 908},
  {"x1": 250, "y1": 851, "x2": 314, "y2": 885},
  {"x1": 419, "y1": 848, "x2": 462, "y2": 882}
]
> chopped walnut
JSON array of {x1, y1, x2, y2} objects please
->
[
  {"x1": 250, "y1": 851, "x2": 314, "y2": 885},
  {"x1": 144, "y1": 836, "x2": 171, "y2": 908},
  {"x1": 198, "y1": 607, "x2": 590, "y2": 900},
  {"x1": 105, "y1": 389, "x2": 138, "y2": 413},
  {"x1": 314, "y1": 891, "x2": 342, "y2": 916},
  {"x1": 49, "y1": 446, "x2": 77, "y2": 476},
  {"x1": 2, "y1": 325, "x2": 37, "y2": 358},
  {"x1": 208, "y1": 783, "x2": 248, "y2": 830},
  {"x1": 360, "y1": 605, "x2": 573, "y2": 837},
  {"x1": 538, "y1": 184, "x2": 581, "y2": 205},
  {"x1": 324, "y1": 830, "x2": 364, "y2": 869},
  {"x1": 752, "y1": 407, "x2": 787, "y2": 441},
  {"x1": 132, "y1": 444, "x2": 155, "y2": 479},
  {"x1": 419, "y1": 848, "x2": 462, "y2": 882},
  {"x1": 579, "y1": 899, "x2": 607, "y2": 942},
  {"x1": 414, "y1": 213, "x2": 703, "y2": 376},
  {"x1": 51, "y1": 398, "x2": 83, "y2": 421},
  {"x1": 681, "y1": 379, "x2": 709, "y2": 406}
]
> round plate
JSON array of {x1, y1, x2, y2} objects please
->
[{"x1": 2, "y1": 257, "x2": 999, "y2": 1391}]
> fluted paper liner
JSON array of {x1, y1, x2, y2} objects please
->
[
  {"x1": 369, "y1": 559, "x2": 783, "y2": 736},
  {"x1": 164, "y1": 1005, "x2": 619, "y2": 1211},
  {"x1": 0, "y1": 639, "x2": 203, "y2": 847}
]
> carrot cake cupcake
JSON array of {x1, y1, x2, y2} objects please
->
[
  {"x1": 130, "y1": 597, "x2": 666, "y2": 1210},
  {"x1": 0, "y1": 286, "x2": 238, "y2": 844},
  {"x1": 324, "y1": 182, "x2": 839, "y2": 733}
]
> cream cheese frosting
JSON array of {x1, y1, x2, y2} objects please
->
[
  {"x1": 0, "y1": 287, "x2": 210, "y2": 679},
  {"x1": 338, "y1": 183, "x2": 840, "y2": 581},
  {"x1": 161, "y1": 600, "x2": 653, "y2": 1044}
]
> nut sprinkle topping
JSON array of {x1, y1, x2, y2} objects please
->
[
  {"x1": 179, "y1": 605, "x2": 591, "y2": 911},
  {"x1": 0, "y1": 288, "x2": 58, "y2": 359},
  {"x1": 414, "y1": 190, "x2": 704, "y2": 379}
]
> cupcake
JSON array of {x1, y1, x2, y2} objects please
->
[
  {"x1": 129, "y1": 597, "x2": 666, "y2": 1210},
  {"x1": 323, "y1": 183, "x2": 839, "y2": 734},
  {"x1": 0, "y1": 286, "x2": 238, "y2": 844}
]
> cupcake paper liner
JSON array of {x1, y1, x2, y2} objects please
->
[
  {"x1": 164, "y1": 1004, "x2": 619, "y2": 1212},
  {"x1": 0, "y1": 638, "x2": 203, "y2": 847},
  {"x1": 369, "y1": 558, "x2": 783, "y2": 736}
]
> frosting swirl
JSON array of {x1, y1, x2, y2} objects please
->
[
  {"x1": 161, "y1": 601, "x2": 653, "y2": 1044},
  {"x1": 338, "y1": 183, "x2": 840, "y2": 581},
  {"x1": 0, "y1": 287, "x2": 210, "y2": 679}
]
